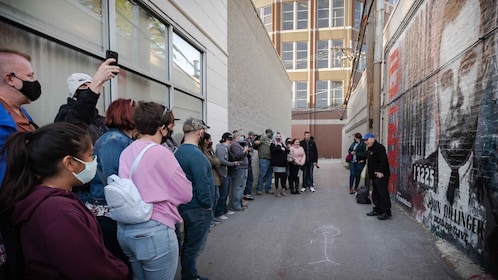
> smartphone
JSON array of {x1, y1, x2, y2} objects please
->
[{"x1": 106, "y1": 50, "x2": 118, "y2": 66}]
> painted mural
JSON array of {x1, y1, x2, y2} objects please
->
[{"x1": 385, "y1": 0, "x2": 497, "y2": 272}]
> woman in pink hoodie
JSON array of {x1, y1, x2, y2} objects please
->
[{"x1": 288, "y1": 138, "x2": 306, "y2": 194}]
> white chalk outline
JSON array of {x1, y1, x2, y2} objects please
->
[{"x1": 308, "y1": 225, "x2": 341, "y2": 265}]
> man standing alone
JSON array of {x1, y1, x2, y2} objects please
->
[
  {"x1": 300, "y1": 131, "x2": 318, "y2": 192},
  {"x1": 364, "y1": 133, "x2": 392, "y2": 220}
]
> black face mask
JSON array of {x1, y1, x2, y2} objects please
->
[{"x1": 11, "y1": 73, "x2": 42, "y2": 101}]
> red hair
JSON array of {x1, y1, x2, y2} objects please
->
[{"x1": 105, "y1": 98, "x2": 135, "y2": 130}]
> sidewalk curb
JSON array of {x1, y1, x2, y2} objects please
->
[{"x1": 434, "y1": 238, "x2": 491, "y2": 280}]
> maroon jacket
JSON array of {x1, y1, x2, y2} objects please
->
[{"x1": 11, "y1": 186, "x2": 128, "y2": 279}]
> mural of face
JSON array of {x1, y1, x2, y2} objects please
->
[{"x1": 437, "y1": 1, "x2": 482, "y2": 168}]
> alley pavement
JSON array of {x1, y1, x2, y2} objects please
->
[{"x1": 176, "y1": 159, "x2": 466, "y2": 280}]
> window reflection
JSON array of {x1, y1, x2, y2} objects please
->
[
  {"x1": 172, "y1": 33, "x2": 202, "y2": 95},
  {"x1": 115, "y1": 0, "x2": 168, "y2": 80}
]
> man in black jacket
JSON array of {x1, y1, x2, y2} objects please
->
[
  {"x1": 54, "y1": 58, "x2": 119, "y2": 143},
  {"x1": 300, "y1": 131, "x2": 318, "y2": 192},
  {"x1": 364, "y1": 133, "x2": 391, "y2": 220}
]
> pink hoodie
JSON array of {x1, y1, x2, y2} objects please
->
[{"x1": 290, "y1": 145, "x2": 306, "y2": 166}]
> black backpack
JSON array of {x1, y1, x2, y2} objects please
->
[{"x1": 356, "y1": 186, "x2": 371, "y2": 204}]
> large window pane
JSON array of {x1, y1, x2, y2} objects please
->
[
  {"x1": 295, "y1": 81, "x2": 308, "y2": 109},
  {"x1": 331, "y1": 40, "x2": 344, "y2": 67},
  {"x1": 172, "y1": 33, "x2": 202, "y2": 96},
  {"x1": 282, "y1": 42, "x2": 293, "y2": 70},
  {"x1": 174, "y1": 90, "x2": 202, "y2": 121},
  {"x1": 317, "y1": 0, "x2": 330, "y2": 28},
  {"x1": 316, "y1": 40, "x2": 329, "y2": 69},
  {"x1": 116, "y1": 70, "x2": 170, "y2": 105},
  {"x1": 296, "y1": 42, "x2": 308, "y2": 69},
  {"x1": 115, "y1": 0, "x2": 168, "y2": 81},
  {"x1": 331, "y1": 81, "x2": 343, "y2": 106},
  {"x1": 0, "y1": 0, "x2": 103, "y2": 51},
  {"x1": 282, "y1": 3, "x2": 294, "y2": 31}
]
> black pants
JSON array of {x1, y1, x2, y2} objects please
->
[
  {"x1": 288, "y1": 164, "x2": 300, "y2": 191},
  {"x1": 274, "y1": 172, "x2": 287, "y2": 190},
  {"x1": 371, "y1": 177, "x2": 391, "y2": 214}
]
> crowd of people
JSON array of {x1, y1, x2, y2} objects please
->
[{"x1": 0, "y1": 48, "x2": 321, "y2": 280}]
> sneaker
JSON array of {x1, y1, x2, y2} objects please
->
[
  {"x1": 310, "y1": 187, "x2": 316, "y2": 192},
  {"x1": 265, "y1": 190, "x2": 275, "y2": 194},
  {"x1": 218, "y1": 215, "x2": 228, "y2": 220},
  {"x1": 300, "y1": 187, "x2": 306, "y2": 192},
  {"x1": 243, "y1": 194, "x2": 255, "y2": 200},
  {"x1": 212, "y1": 217, "x2": 222, "y2": 224},
  {"x1": 197, "y1": 276, "x2": 209, "y2": 280},
  {"x1": 242, "y1": 201, "x2": 249, "y2": 207},
  {"x1": 226, "y1": 210, "x2": 235, "y2": 215},
  {"x1": 256, "y1": 191, "x2": 263, "y2": 195}
]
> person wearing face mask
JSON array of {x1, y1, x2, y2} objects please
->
[
  {"x1": 0, "y1": 49, "x2": 40, "y2": 186},
  {"x1": 254, "y1": 128, "x2": 274, "y2": 195},
  {"x1": 228, "y1": 129, "x2": 249, "y2": 211},
  {"x1": 174, "y1": 117, "x2": 213, "y2": 280},
  {"x1": 199, "y1": 132, "x2": 223, "y2": 226},
  {"x1": 0, "y1": 122, "x2": 128, "y2": 279},
  {"x1": 54, "y1": 58, "x2": 120, "y2": 144},
  {"x1": 161, "y1": 109, "x2": 181, "y2": 153},
  {"x1": 117, "y1": 102, "x2": 192, "y2": 280},
  {"x1": 270, "y1": 132, "x2": 289, "y2": 197}
]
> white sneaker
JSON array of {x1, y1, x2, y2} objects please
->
[
  {"x1": 226, "y1": 210, "x2": 235, "y2": 215},
  {"x1": 218, "y1": 215, "x2": 228, "y2": 220},
  {"x1": 310, "y1": 187, "x2": 316, "y2": 192},
  {"x1": 300, "y1": 187, "x2": 306, "y2": 192}
]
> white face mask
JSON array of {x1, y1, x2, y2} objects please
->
[{"x1": 72, "y1": 156, "x2": 98, "y2": 184}]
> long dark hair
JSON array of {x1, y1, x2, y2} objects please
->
[{"x1": 0, "y1": 122, "x2": 91, "y2": 229}]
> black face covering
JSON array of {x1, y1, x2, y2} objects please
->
[{"x1": 11, "y1": 73, "x2": 42, "y2": 101}]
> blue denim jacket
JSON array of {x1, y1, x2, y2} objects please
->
[{"x1": 84, "y1": 129, "x2": 133, "y2": 204}]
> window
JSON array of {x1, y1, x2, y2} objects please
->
[
  {"x1": 315, "y1": 80, "x2": 343, "y2": 108},
  {"x1": 316, "y1": 40, "x2": 344, "y2": 69},
  {"x1": 257, "y1": 6, "x2": 272, "y2": 32},
  {"x1": 317, "y1": 0, "x2": 344, "y2": 28},
  {"x1": 282, "y1": 1, "x2": 308, "y2": 31},
  {"x1": 172, "y1": 33, "x2": 202, "y2": 95},
  {"x1": 353, "y1": 41, "x2": 367, "y2": 71},
  {"x1": 354, "y1": 0, "x2": 363, "y2": 30},
  {"x1": 294, "y1": 81, "x2": 308, "y2": 109},
  {"x1": 115, "y1": 0, "x2": 169, "y2": 81},
  {"x1": 282, "y1": 41, "x2": 308, "y2": 70}
]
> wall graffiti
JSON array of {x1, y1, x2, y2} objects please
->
[{"x1": 385, "y1": 0, "x2": 497, "y2": 273}]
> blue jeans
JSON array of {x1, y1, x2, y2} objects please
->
[
  {"x1": 215, "y1": 175, "x2": 230, "y2": 217},
  {"x1": 180, "y1": 208, "x2": 212, "y2": 280},
  {"x1": 244, "y1": 163, "x2": 254, "y2": 195},
  {"x1": 302, "y1": 162, "x2": 314, "y2": 188},
  {"x1": 117, "y1": 220, "x2": 178, "y2": 280},
  {"x1": 257, "y1": 159, "x2": 273, "y2": 192},
  {"x1": 349, "y1": 161, "x2": 366, "y2": 189},
  {"x1": 229, "y1": 168, "x2": 248, "y2": 209}
]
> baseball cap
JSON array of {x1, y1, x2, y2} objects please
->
[
  {"x1": 183, "y1": 117, "x2": 209, "y2": 133},
  {"x1": 67, "y1": 73, "x2": 92, "y2": 98},
  {"x1": 362, "y1": 133, "x2": 375, "y2": 140},
  {"x1": 222, "y1": 132, "x2": 233, "y2": 141}
]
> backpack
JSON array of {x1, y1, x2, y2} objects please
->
[
  {"x1": 104, "y1": 143, "x2": 155, "y2": 224},
  {"x1": 356, "y1": 185, "x2": 371, "y2": 204}
]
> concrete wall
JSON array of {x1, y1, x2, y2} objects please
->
[
  {"x1": 227, "y1": 0, "x2": 292, "y2": 138},
  {"x1": 383, "y1": 0, "x2": 497, "y2": 273}
]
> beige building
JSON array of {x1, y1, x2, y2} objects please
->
[
  {"x1": 0, "y1": 0, "x2": 290, "y2": 143},
  {"x1": 253, "y1": 0, "x2": 396, "y2": 158}
]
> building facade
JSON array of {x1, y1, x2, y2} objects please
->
[
  {"x1": 0, "y1": 0, "x2": 291, "y2": 143},
  {"x1": 252, "y1": 0, "x2": 396, "y2": 158}
]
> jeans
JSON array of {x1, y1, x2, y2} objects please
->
[
  {"x1": 302, "y1": 162, "x2": 314, "y2": 188},
  {"x1": 212, "y1": 185, "x2": 220, "y2": 211},
  {"x1": 244, "y1": 163, "x2": 254, "y2": 195},
  {"x1": 349, "y1": 161, "x2": 366, "y2": 189},
  {"x1": 229, "y1": 168, "x2": 248, "y2": 209},
  {"x1": 215, "y1": 175, "x2": 230, "y2": 217},
  {"x1": 257, "y1": 159, "x2": 273, "y2": 192},
  {"x1": 117, "y1": 220, "x2": 178, "y2": 280},
  {"x1": 180, "y1": 207, "x2": 212, "y2": 280}
]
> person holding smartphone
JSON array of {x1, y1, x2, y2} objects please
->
[{"x1": 54, "y1": 55, "x2": 120, "y2": 144}]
